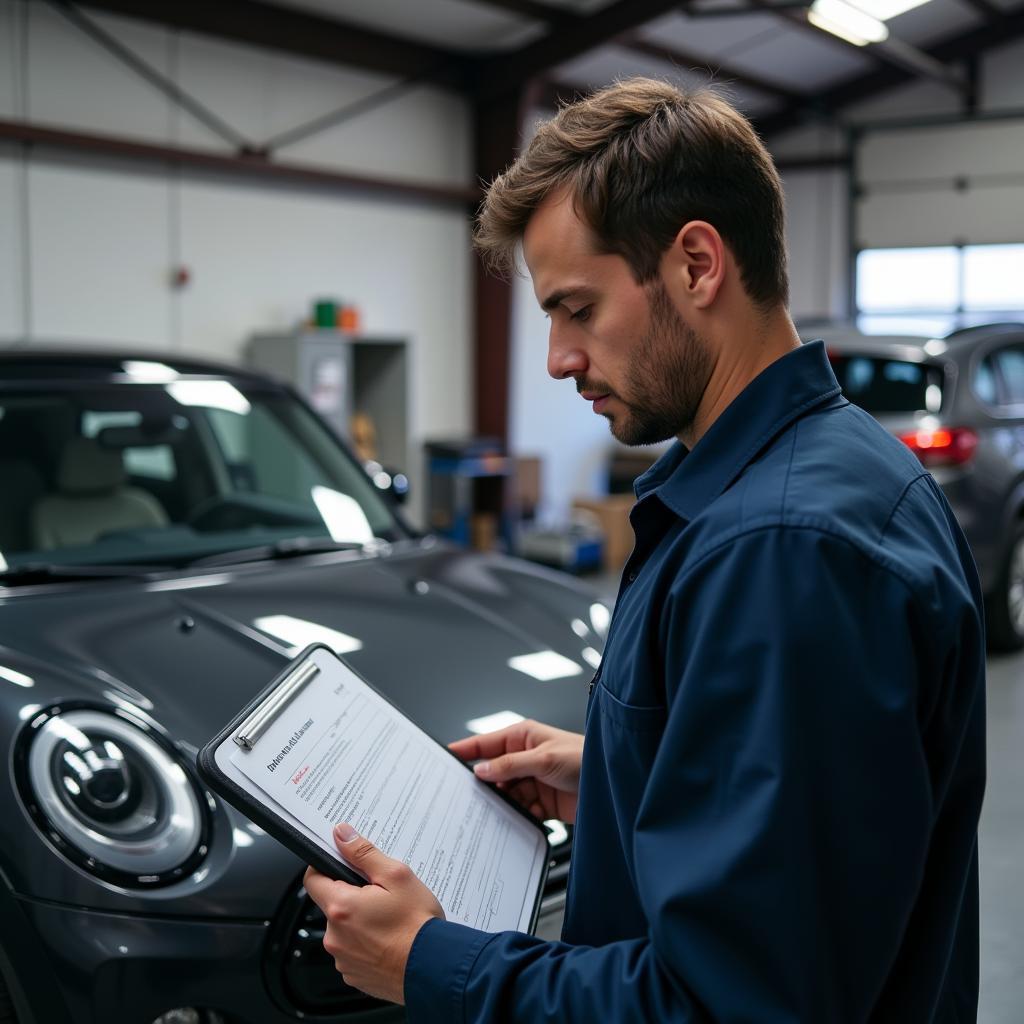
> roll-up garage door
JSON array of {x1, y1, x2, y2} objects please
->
[{"x1": 855, "y1": 116, "x2": 1024, "y2": 250}]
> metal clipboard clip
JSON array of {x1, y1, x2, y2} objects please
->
[{"x1": 233, "y1": 660, "x2": 319, "y2": 751}]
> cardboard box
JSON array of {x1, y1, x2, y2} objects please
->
[
  {"x1": 512, "y1": 456, "x2": 542, "y2": 517},
  {"x1": 572, "y1": 494, "x2": 636, "y2": 573},
  {"x1": 470, "y1": 513, "x2": 498, "y2": 552}
]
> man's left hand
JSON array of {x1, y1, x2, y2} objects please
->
[{"x1": 303, "y1": 823, "x2": 444, "y2": 1004}]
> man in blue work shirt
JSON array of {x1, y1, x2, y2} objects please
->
[{"x1": 303, "y1": 78, "x2": 986, "y2": 1021}]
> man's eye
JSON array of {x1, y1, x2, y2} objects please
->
[{"x1": 570, "y1": 306, "x2": 592, "y2": 323}]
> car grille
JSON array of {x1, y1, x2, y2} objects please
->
[{"x1": 264, "y1": 828, "x2": 573, "y2": 1018}]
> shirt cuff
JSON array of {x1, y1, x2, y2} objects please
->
[{"x1": 404, "y1": 917, "x2": 497, "y2": 1024}]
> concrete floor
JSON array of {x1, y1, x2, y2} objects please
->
[{"x1": 979, "y1": 649, "x2": 1024, "y2": 1023}]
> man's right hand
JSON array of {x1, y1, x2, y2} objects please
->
[{"x1": 448, "y1": 720, "x2": 584, "y2": 824}]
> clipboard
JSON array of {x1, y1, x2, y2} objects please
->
[{"x1": 197, "y1": 643, "x2": 551, "y2": 935}]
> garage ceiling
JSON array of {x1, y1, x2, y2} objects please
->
[{"x1": 77, "y1": 0, "x2": 1024, "y2": 138}]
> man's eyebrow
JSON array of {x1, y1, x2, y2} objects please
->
[{"x1": 540, "y1": 287, "x2": 584, "y2": 313}]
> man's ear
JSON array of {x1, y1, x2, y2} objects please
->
[{"x1": 663, "y1": 221, "x2": 726, "y2": 311}]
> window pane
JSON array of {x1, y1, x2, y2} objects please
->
[
  {"x1": 957, "y1": 310, "x2": 1024, "y2": 330},
  {"x1": 963, "y1": 244, "x2": 1024, "y2": 311},
  {"x1": 856, "y1": 247, "x2": 959, "y2": 312},
  {"x1": 856, "y1": 314, "x2": 957, "y2": 337},
  {"x1": 995, "y1": 347, "x2": 1024, "y2": 405},
  {"x1": 828, "y1": 353, "x2": 944, "y2": 414},
  {"x1": 974, "y1": 357, "x2": 997, "y2": 406}
]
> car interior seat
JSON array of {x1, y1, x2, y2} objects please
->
[{"x1": 31, "y1": 436, "x2": 168, "y2": 550}]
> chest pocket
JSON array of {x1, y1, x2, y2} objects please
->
[
  {"x1": 595, "y1": 681, "x2": 665, "y2": 735},
  {"x1": 592, "y1": 681, "x2": 666, "y2": 827}
]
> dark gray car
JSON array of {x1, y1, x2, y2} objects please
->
[
  {"x1": 0, "y1": 351, "x2": 603, "y2": 1024},
  {"x1": 814, "y1": 323, "x2": 1024, "y2": 650}
]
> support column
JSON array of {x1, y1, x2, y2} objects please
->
[{"x1": 472, "y1": 88, "x2": 529, "y2": 442}]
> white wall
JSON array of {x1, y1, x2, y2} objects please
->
[{"x1": 0, "y1": 0, "x2": 474, "y2": 523}]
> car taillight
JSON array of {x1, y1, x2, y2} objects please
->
[{"x1": 898, "y1": 427, "x2": 979, "y2": 467}]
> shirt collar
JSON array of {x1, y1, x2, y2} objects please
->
[{"x1": 634, "y1": 340, "x2": 841, "y2": 521}]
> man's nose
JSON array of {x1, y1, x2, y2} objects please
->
[{"x1": 547, "y1": 324, "x2": 588, "y2": 381}]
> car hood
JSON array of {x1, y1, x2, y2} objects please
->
[
  {"x1": 1, "y1": 543, "x2": 603, "y2": 745},
  {"x1": 0, "y1": 542, "x2": 606, "y2": 914}
]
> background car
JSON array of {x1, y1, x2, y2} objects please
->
[
  {"x1": 810, "y1": 323, "x2": 1024, "y2": 650},
  {"x1": 0, "y1": 350, "x2": 605, "y2": 1024}
]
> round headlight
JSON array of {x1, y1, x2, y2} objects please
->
[{"x1": 14, "y1": 704, "x2": 211, "y2": 888}]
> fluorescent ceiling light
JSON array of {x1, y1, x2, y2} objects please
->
[
  {"x1": 851, "y1": 0, "x2": 931, "y2": 19},
  {"x1": 508, "y1": 651, "x2": 583, "y2": 681},
  {"x1": 589, "y1": 602, "x2": 611, "y2": 638},
  {"x1": 465, "y1": 710, "x2": 525, "y2": 735},
  {"x1": 809, "y1": 0, "x2": 889, "y2": 44},
  {"x1": 581, "y1": 647, "x2": 602, "y2": 670},
  {"x1": 253, "y1": 614, "x2": 362, "y2": 655},
  {"x1": 167, "y1": 380, "x2": 251, "y2": 415}
]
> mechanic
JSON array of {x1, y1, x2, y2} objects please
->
[{"x1": 303, "y1": 78, "x2": 987, "y2": 1022}]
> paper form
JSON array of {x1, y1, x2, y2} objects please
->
[{"x1": 229, "y1": 648, "x2": 546, "y2": 933}]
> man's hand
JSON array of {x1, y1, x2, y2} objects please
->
[
  {"x1": 449, "y1": 719, "x2": 584, "y2": 824},
  {"x1": 303, "y1": 823, "x2": 443, "y2": 1005}
]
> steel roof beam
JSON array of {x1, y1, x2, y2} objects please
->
[
  {"x1": 73, "y1": 0, "x2": 471, "y2": 87},
  {"x1": 759, "y1": 3, "x2": 1024, "y2": 136},
  {"x1": 474, "y1": 0, "x2": 696, "y2": 100}
]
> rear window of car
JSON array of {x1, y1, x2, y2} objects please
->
[{"x1": 827, "y1": 353, "x2": 944, "y2": 414}]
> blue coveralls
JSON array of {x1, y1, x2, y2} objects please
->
[{"x1": 405, "y1": 340, "x2": 986, "y2": 1023}]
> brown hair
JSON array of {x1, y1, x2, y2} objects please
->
[{"x1": 474, "y1": 78, "x2": 789, "y2": 309}]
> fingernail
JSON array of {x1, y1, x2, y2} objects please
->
[
  {"x1": 473, "y1": 761, "x2": 491, "y2": 778},
  {"x1": 334, "y1": 822, "x2": 358, "y2": 843}
]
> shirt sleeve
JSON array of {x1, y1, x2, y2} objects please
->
[{"x1": 403, "y1": 525, "x2": 972, "y2": 1023}]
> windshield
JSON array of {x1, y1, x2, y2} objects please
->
[
  {"x1": 827, "y1": 353, "x2": 945, "y2": 415},
  {"x1": 0, "y1": 377, "x2": 405, "y2": 570}
]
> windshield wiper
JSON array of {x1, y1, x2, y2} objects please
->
[
  {"x1": 187, "y1": 537, "x2": 370, "y2": 568},
  {"x1": 0, "y1": 563, "x2": 166, "y2": 586}
]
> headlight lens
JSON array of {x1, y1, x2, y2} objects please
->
[{"x1": 15, "y1": 704, "x2": 210, "y2": 887}]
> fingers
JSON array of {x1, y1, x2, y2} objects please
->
[
  {"x1": 473, "y1": 747, "x2": 552, "y2": 784},
  {"x1": 448, "y1": 721, "x2": 530, "y2": 761},
  {"x1": 507, "y1": 777, "x2": 539, "y2": 808},
  {"x1": 333, "y1": 824, "x2": 410, "y2": 890},
  {"x1": 304, "y1": 865, "x2": 343, "y2": 909},
  {"x1": 506, "y1": 778, "x2": 546, "y2": 821}
]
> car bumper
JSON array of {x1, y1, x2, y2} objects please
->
[
  {"x1": 5, "y1": 894, "x2": 403, "y2": 1024},
  {"x1": 4, "y1": 893, "x2": 569, "y2": 1024}
]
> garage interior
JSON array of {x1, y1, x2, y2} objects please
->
[{"x1": 1, "y1": 0, "x2": 1023, "y2": 1021}]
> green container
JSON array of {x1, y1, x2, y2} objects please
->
[{"x1": 314, "y1": 299, "x2": 337, "y2": 328}]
